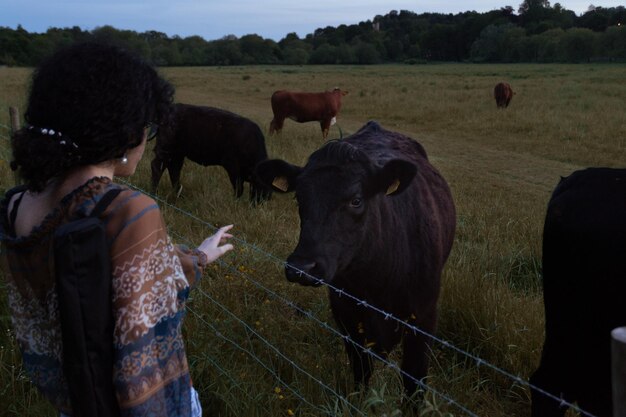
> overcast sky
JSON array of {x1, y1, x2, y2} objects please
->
[{"x1": 2, "y1": 0, "x2": 623, "y2": 41}]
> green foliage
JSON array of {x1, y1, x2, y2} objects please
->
[
  {"x1": 558, "y1": 28, "x2": 597, "y2": 62},
  {"x1": 1, "y1": 5, "x2": 625, "y2": 67}
]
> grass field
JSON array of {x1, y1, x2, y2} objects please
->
[{"x1": 1, "y1": 63, "x2": 625, "y2": 417}]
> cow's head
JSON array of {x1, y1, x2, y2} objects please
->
[
  {"x1": 333, "y1": 87, "x2": 349, "y2": 97},
  {"x1": 256, "y1": 141, "x2": 416, "y2": 287}
]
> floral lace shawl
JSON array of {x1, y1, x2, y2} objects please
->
[{"x1": 0, "y1": 177, "x2": 205, "y2": 416}]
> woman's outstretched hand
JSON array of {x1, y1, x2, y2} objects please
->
[{"x1": 198, "y1": 224, "x2": 234, "y2": 264}]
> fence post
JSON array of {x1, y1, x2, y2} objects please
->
[
  {"x1": 613, "y1": 327, "x2": 626, "y2": 417},
  {"x1": 9, "y1": 107, "x2": 20, "y2": 132},
  {"x1": 8, "y1": 106, "x2": 19, "y2": 185}
]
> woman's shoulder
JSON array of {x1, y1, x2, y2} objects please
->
[
  {"x1": 72, "y1": 178, "x2": 157, "y2": 217},
  {"x1": 101, "y1": 183, "x2": 164, "y2": 239}
]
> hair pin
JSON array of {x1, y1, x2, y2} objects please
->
[{"x1": 27, "y1": 124, "x2": 79, "y2": 149}]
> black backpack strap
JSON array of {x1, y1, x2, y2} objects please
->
[
  {"x1": 90, "y1": 188, "x2": 123, "y2": 218},
  {"x1": 54, "y1": 185, "x2": 124, "y2": 417},
  {"x1": 8, "y1": 191, "x2": 26, "y2": 236}
]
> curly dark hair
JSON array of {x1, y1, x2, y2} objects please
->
[{"x1": 10, "y1": 41, "x2": 175, "y2": 191}]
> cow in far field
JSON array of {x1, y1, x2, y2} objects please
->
[
  {"x1": 494, "y1": 82, "x2": 514, "y2": 108},
  {"x1": 269, "y1": 88, "x2": 348, "y2": 139},
  {"x1": 151, "y1": 103, "x2": 272, "y2": 203},
  {"x1": 255, "y1": 121, "x2": 456, "y2": 398},
  {"x1": 530, "y1": 167, "x2": 626, "y2": 417}
]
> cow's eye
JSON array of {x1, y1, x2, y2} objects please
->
[{"x1": 350, "y1": 198, "x2": 362, "y2": 208}]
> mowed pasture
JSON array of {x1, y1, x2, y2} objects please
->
[{"x1": 1, "y1": 63, "x2": 625, "y2": 416}]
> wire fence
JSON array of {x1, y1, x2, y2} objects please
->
[
  {"x1": 171, "y1": 228, "x2": 477, "y2": 417},
  {"x1": 0, "y1": 107, "x2": 596, "y2": 416},
  {"x1": 118, "y1": 179, "x2": 597, "y2": 417}
]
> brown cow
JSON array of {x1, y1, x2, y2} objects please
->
[
  {"x1": 269, "y1": 88, "x2": 348, "y2": 139},
  {"x1": 494, "y1": 82, "x2": 515, "y2": 108}
]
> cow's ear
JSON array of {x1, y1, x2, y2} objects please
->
[
  {"x1": 255, "y1": 159, "x2": 302, "y2": 193},
  {"x1": 371, "y1": 159, "x2": 417, "y2": 197}
]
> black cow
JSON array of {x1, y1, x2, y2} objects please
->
[
  {"x1": 256, "y1": 121, "x2": 456, "y2": 396},
  {"x1": 151, "y1": 103, "x2": 272, "y2": 203},
  {"x1": 530, "y1": 167, "x2": 626, "y2": 417}
]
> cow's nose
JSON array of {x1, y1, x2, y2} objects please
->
[{"x1": 285, "y1": 261, "x2": 320, "y2": 285}]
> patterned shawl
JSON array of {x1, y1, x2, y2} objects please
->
[{"x1": 0, "y1": 177, "x2": 205, "y2": 416}]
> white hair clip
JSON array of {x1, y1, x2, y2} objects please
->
[{"x1": 27, "y1": 124, "x2": 79, "y2": 150}]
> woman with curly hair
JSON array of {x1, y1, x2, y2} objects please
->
[{"x1": 0, "y1": 41, "x2": 233, "y2": 416}]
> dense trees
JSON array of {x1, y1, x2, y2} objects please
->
[{"x1": 0, "y1": 4, "x2": 624, "y2": 66}]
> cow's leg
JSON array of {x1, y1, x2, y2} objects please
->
[
  {"x1": 320, "y1": 119, "x2": 331, "y2": 139},
  {"x1": 270, "y1": 117, "x2": 284, "y2": 135},
  {"x1": 529, "y1": 368, "x2": 570, "y2": 417},
  {"x1": 346, "y1": 317, "x2": 399, "y2": 391},
  {"x1": 234, "y1": 177, "x2": 244, "y2": 198},
  {"x1": 249, "y1": 178, "x2": 272, "y2": 204},
  {"x1": 167, "y1": 155, "x2": 185, "y2": 195},
  {"x1": 575, "y1": 360, "x2": 612, "y2": 417},
  {"x1": 224, "y1": 162, "x2": 244, "y2": 198},
  {"x1": 343, "y1": 329, "x2": 374, "y2": 390},
  {"x1": 150, "y1": 156, "x2": 167, "y2": 194},
  {"x1": 400, "y1": 311, "x2": 435, "y2": 398},
  {"x1": 529, "y1": 340, "x2": 572, "y2": 417},
  {"x1": 535, "y1": 331, "x2": 611, "y2": 417},
  {"x1": 330, "y1": 299, "x2": 373, "y2": 390}
]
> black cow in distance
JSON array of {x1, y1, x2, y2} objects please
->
[{"x1": 151, "y1": 103, "x2": 272, "y2": 203}]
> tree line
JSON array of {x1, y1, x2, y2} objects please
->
[{"x1": 1, "y1": 1, "x2": 624, "y2": 66}]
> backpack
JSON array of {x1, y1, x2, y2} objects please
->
[{"x1": 53, "y1": 188, "x2": 122, "y2": 417}]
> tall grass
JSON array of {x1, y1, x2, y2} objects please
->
[{"x1": 1, "y1": 63, "x2": 625, "y2": 416}]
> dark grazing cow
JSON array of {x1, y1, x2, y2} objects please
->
[
  {"x1": 256, "y1": 121, "x2": 456, "y2": 396},
  {"x1": 530, "y1": 167, "x2": 626, "y2": 417},
  {"x1": 494, "y1": 82, "x2": 514, "y2": 108},
  {"x1": 269, "y1": 88, "x2": 348, "y2": 139},
  {"x1": 151, "y1": 103, "x2": 272, "y2": 203}
]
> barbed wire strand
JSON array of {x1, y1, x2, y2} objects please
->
[
  {"x1": 168, "y1": 229, "x2": 478, "y2": 416},
  {"x1": 186, "y1": 305, "x2": 337, "y2": 416},
  {"x1": 170, "y1": 230, "x2": 365, "y2": 416},
  {"x1": 193, "y1": 244, "x2": 482, "y2": 417},
  {"x1": 188, "y1": 344, "x2": 254, "y2": 402},
  {"x1": 172, "y1": 228, "x2": 489, "y2": 417},
  {"x1": 120, "y1": 178, "x2": 596, "y2": 417}
]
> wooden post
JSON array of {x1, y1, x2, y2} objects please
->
[
  {"x1": 9, "y1": 107, "x2": 20, "y2": 132},
  {"x1": 8, "y1": 106, "x2": 20, "y2": 185},
  {"x1": 613, "y1": 327, "x2": 626, "y2": 417}
]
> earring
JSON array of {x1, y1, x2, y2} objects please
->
[{"x1": 120, "y1": 154, "x2": 128, "y2": 165}]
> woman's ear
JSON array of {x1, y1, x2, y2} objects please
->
[
  {"x1": 370, "y1": 159, "x2": 417, "y2": 197},
  {"x1": 254, "y1": 159, "x2": 303, "y2": 193}
]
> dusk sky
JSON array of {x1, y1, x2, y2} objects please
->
[{"x1": 2, "y1": 0, "x2": 623, "y2": 41}]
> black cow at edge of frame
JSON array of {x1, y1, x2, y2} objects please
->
[
  {"x1": 151, "y1": 103, "x2": 272, "y2": 204},
  {"x1": 530, "y1": 167, "x2": 626, "y2": 417},
  {"x1": 255, "y1": 120, "x2": 456, "y2": 398}
]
